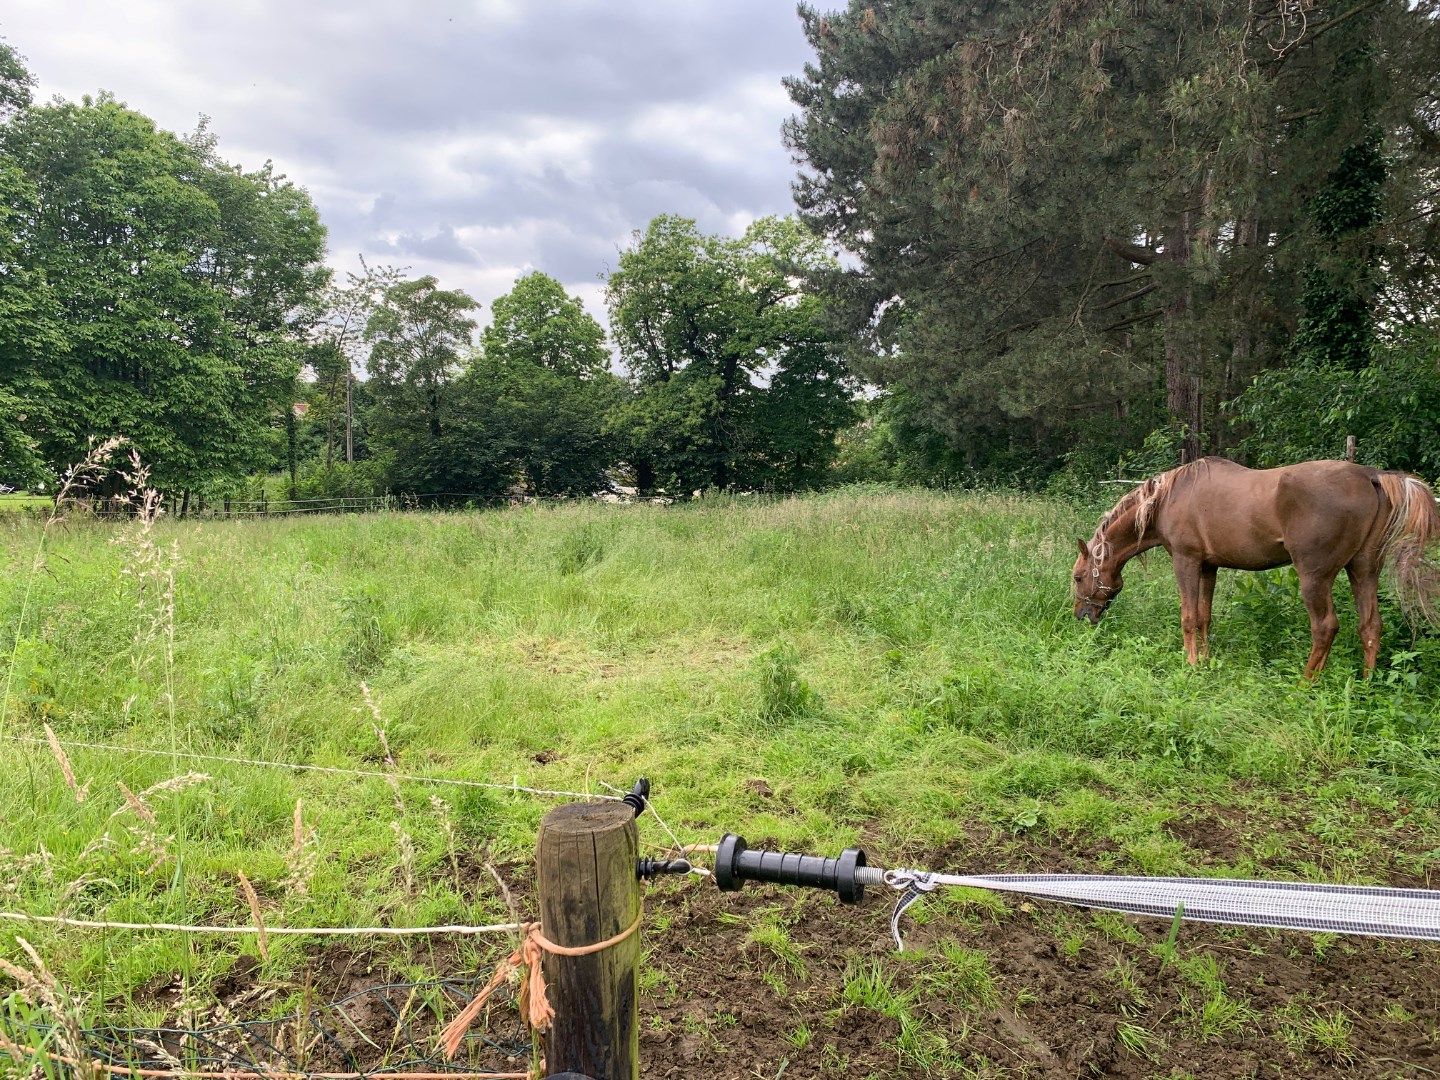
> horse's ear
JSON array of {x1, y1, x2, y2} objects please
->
[{"x1": 1077, "y1": 538, "x2": 1090, "y2": 558}]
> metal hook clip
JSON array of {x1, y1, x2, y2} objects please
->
[{"x1": 882, "y1": 869, "x2": 940, "y2": 950}]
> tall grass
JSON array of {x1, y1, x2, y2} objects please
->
[{"x1": 0, "y1": 486, "x2": 1436, "y2": 1021}]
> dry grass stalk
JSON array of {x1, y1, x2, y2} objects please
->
[
  {"x1": 102, "y1": 772, "x2": 207, "y2": 873},
  {"x1": 484, "y1": 856, "x2": 523, "y2": 947},
  {"x1": 382, "y1": 983, "x2": 423, "y2": 1064},
  {"x1": 114, "y1": 454, "x2": 177, "y2": 684},
  {"x1": 390, "y1": 820, "x2": 416, "y2": 898},
  {"x1": 0, "y1": 845, "x2": 55, "y2": 898},
  {"x1": 42, "y1": 723, "x2": 88, "y2": 803},
  {"x1": 133, "y1": 1036, "x2": 185, "y2": 1071},
  {"x1": 132, "y1": 772, "x2": 209, "y2": 802},
  {"x1": 361, "y1": 681, "x2": 406, "y2": 814},
  {"x1": 282, "y1": 798, "x2": 320, "y2": 899},
  {"x1": 110, "y1": 452, "x2": 180, "y2": 762},
  {"x1": 55, "y1": 873, "x2": 111, "y2": 912},
  {"x1": 0, "y1": 936, "x2": 96, "y2": 1079},
  {"x1": 113, "y1": 780, "x2": 157, "y2": 827},
  {"x1": 237, "y1": 871, "x2": 270, "y2": 962},
  {"x1": 430, "y1": 795, "x2": 461, "y2": 892}
]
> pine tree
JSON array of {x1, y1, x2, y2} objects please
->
[{"x1": 785, "y1": 1, "x2": 1440, "y2": 472}]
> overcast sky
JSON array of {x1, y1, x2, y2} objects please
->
[{"x1": 2, "y1": 1, "x2": 831, "y2": 328}]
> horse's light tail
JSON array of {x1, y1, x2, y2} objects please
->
[{"x1": 1378, "y1": 471, "x2": 1440, "y2": 625}]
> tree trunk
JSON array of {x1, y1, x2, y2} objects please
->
[
  {"x1": 286, "y1": 407, "x2": 299, "y2": 500},
  {"x1": 325, "y1": 369, "x2": 338, "y2": 470},
  {"x1": 345, "y1": 367, "x2": 355, "y2": 463},
  {"x1": 1162, "y1": 217, "x2": 1201, "y2": 464},
  {"x1": 634, "y1": 458, "x2": 655, "y2": 496}
]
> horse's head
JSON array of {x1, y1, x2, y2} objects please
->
[{"x1": 1072, "y1": 538, "x2": 1122, "y2": 624}]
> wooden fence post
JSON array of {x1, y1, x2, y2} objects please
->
[
  {"x1": 536, "y1": 801, "x2": 641, "y2": 1080},
  {"x1": 1345, "y1": 435, "x2": 1357, "y2": 462}
]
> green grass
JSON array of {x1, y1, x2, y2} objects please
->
[
  {"x1": 0, "y1": 494, "x2": 49, "y2": 513},
  {"x1": 1, "y1": 487, "x2": 1438, "y2": 1071}
]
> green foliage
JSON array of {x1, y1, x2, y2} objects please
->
[
  {"x1": 482, "y1": 271, "x2": 608, "y2": 379},
  {"x1": 1231, "y1": 332, "x2": 1440, "y2": 475},
  {"x1": 753, "y1": 641, "x2": 820, "y2": 727},
  {"x1": 0, "y1": 90, "x2": 326, "y2": 495},
  {"x1": 478, "y1": 272, "x2": 622, "y2": 495},
  {"x1": 294, "y1": 457, "x2": 390, "y2": 501},
  {"x1": 0, "y1": 387, "x2": 47, "y2": 490},
  {"x1": 365, "y1": 276, "x2": 479, "y2": 440},
  {"x1": 359, "y1": 272, "x2": 622, "y2": 500},
  {"x1": 0, "y1": 39, "x2": 33, "y2": 119},
  {"x1": 362, "y1": 276, "x2": 505, "y2": 498},
  {"x1": 606, "y1": 215, "x2": 857, "y2": 493}
]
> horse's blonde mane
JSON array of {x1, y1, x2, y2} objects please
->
[{"x1": 1087, "y1": 460, "x2": 1200, "y2": 563}]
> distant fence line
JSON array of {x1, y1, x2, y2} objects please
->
[
  {"x1": 4, "y1": 487, "x2": 816, "y2": 521},
  {"x1": 13, "y1": 488, "x2": 692, "y2": 521}
]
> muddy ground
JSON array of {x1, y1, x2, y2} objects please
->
[{"x1": 126, "y1": 810, "x2": 1439, "y2": 1079}]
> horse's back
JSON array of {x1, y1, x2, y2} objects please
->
[
  {"x1": 1165, "y1": 457, "x2": 1382, "y2": 570},
  {"x1": 1192, "y1": 457, "x2": 1377, "y2": 504},
  {"x1": 1271, "y1": 457, "x2": 1379, "y2": 489}
]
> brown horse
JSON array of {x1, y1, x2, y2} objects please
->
[{"x1": 1073, "y1": 457, "x2": 1440, "y2": 678}]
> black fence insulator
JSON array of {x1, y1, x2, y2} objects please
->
[
  {"x1": 713, "y1": 833, "x2": 867, "y2": 903},
  {"x1": 636, "y1": 857, "x2": 692, "y2": 879},
  {"x1": 622, "y1": 777, "x2": 650, "y2": 817}
]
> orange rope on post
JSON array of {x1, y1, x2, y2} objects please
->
[{"x1": 438, "y1": 910, "x2": 644, "y2": 1061}]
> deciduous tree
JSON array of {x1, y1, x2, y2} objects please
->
[
  {"x1": 1, "y1": 82, "x2": 326, "y2": 495},
  {"x1": 606, "y1": 215, "x2": 856, "y2": 493}
]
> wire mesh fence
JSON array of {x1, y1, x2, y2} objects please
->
[{"x1": 10, "y1": 978, "x2": 531, "y2": 1077}]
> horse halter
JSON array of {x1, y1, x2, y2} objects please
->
[{"x1": 1078, "y1": 557, "x2": 1115, "y2": 619}]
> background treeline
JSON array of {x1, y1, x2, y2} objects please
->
[
  {"x1": 5, "y1": 3, "x2": 1440, "y2": 506},
  {"x1": 0, "y1": 38, "x2": 855, "y2": 504}
]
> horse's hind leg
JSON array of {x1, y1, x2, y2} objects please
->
[
  {"x1": 1346, "y1": 561, "x2": 1382, "y2": 677},
  {"x1": 1299, "y1": 569, "x2": 1341, "y2": 680},
  {"x1": 1197, "y1": 564, "x2": 1218, "y2": 659}
]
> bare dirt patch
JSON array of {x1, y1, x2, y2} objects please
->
[{"x1": 114, "y1": 829, "x2": 1440, "y2": 1078}]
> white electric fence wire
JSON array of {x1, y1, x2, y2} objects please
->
[
  {"x1": 2, "y1": 734, "x2": 621, "y2": 803},
  {"x1": 0, "y1": 911, "x2": 524, "y2": 936},
  {"x1": 867, "y1": 869, "x2": 1440, "y2": 941}
]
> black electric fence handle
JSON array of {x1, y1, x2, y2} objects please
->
[{"x1": 713, "y1": 833, "x2": 869, "y2": 903}]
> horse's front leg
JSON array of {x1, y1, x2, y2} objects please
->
[
  {"x1": 1197, "y1": 563, "x2": 1218, "y2": 660},
  {"x1": 1172, "y1": 554, "x2": 1204, "y2": 664}
]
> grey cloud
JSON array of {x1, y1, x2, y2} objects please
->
[{"x1": 382, "y1": 225, "x2": 481, "y2": 267}]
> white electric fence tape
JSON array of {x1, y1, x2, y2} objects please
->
[{"x1": 866, "y1": 868, "x2": 1440, "y2": 941}]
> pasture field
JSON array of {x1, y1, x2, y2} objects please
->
[
  {"x1": 1, "y1": 488, "x2": 1438, "y2": 1078},
  {"x1": 0, "y1": 494, "x2": 50, "y2": 513}
]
